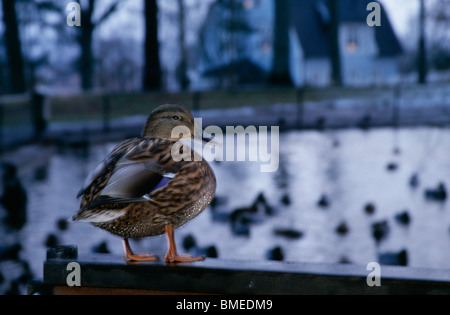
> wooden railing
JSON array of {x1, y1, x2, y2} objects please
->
[{"x1": 28, "y1": 245, "x2": 450, "y2": 295}]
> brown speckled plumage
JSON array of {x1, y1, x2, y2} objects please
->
[{"x1": 71, "y1": 104, "x2": 216, "y2": 262}]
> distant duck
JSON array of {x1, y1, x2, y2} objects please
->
[
  {"x1": 364, "y1": 202, "x2": 376, "y2": 215},
  {"x1": 338, "y1": 256, "x2": 352, "y2": 264},
  {"x1": 230, "y1": 204, "x2": 258, "y2": 224},
  {"x1": 273, "y1": 228, "x2": 303, "y2": 240},
  {"x1": 266, "y1": 246, "x2": 284, "y2": 261},
  {"x1": 92, "y1": 241, "x2": 111, "y2": 254},
  {"x1": 317, "y1": 194, "x2": 330, "y2": 208},
  {"x1": 230, "y1": 208, "x2": 253, "y2": 236},
  {"x1": 335, "y1": 222, "x2": 350, "y2": 236},
  {"x1": 210, "y1": 207, "x2": 232, "y2": 223},
  {"x1": 394, "y1": 211, "x2": 411, "y2": 226},
  {"x1": 209, "y1": 195, "x2": 230, "y2": 222},
  {"x1": 230, "y1": 222, "x2": 251, "y2": 237},
  {"x1": 209, "y1": 195, "x2": 228, "y2": 211},
  {"x1": 44, "y1": 234, "x2": 59, "y2": 248},
  {"x1": 378, "y1": 249, "x2": 408, "y2": 266},
  {"x1": 56, "y1": 218, "x2": 69, "y2": 232},
  {"x1": 372, "y1": 220, "x2": 390, "y2": 244},
  {"x1": 386, "y1": 162, "x2": 398, "y2": 172},
  {"x1": 229, "y1": 192, "x2": 273, "y2": 230},
  {"x1": 0, "y1": 163, "x2": 27, "y2": 230},
  {"x1": 424, "y1": 182, "x2": 447, "y2": 202},
  {"x1": 254, "y1": 192, "x2": 274, "y2": 216},
  {"x1": 280, "y1": 193, "x2": 291, "y2": 206},
  {"x1": 201, "y1": 246, "x2": 218, "y2": 259},
  {"x1": 0, "y1": 244, "x2": 22, "y2": 262},
  {"x1": 409, "y1": 173, "x2": 419, "y2": 189},
  {"x1": 182, "y1": 234, "x2": 218, "y2": 258},
  {"x1": 182, "y1": 234, "x2": 197, "y2": 252},
  {"x1": 71, "y1": 104, "x2": 216, "y2": 262}
]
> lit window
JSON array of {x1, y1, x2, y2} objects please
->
[
  {"x1": 347, "y1": 42, "x2": 358, "y2": 53},
  {"x1": 243, "y1": 0, "x2": 255, "y2": 10},
  {"x1": 261, "y1": 42, "x2": 271, "y2": 53},
  {"x1": 347, "y1": 25, "x2": 358, "y2": 53}
]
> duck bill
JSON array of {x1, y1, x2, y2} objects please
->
[
  {"x1": 201, "y1": 130, "x2": 222, "y2": 147},
  {"x1": 193, "y1": 128, "x2": 220, "y2": 145},
  {"x1": 201, "y1": 130, "x2": 215, "y2": 143}
]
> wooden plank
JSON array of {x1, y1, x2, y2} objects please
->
[
  {"x1": 42, "y1": 252, "x2": 450, "y2": 295},
  {"x1": 52, "y1": 286, "x2": 206, "y2": 296}
]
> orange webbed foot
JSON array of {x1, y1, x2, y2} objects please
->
[
  {"x1": 122, "y1": 239, "x2": 158, "y2": 262},
  {"x1": 163, "y1": 253, "x2": 205, "y2": 263},
  {"x1": 164, "y1": 225, "x2": 206, "y2": 263},
  {"x1": 125, "y1": 252, "x2": 159, "y2": 262}
]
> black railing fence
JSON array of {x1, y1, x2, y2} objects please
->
[{"x1": 1, "y1": 83, "x2": 450, "y2": 152}]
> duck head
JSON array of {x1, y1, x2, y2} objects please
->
[{"x1": 142, "y1": 104, "x2": 197, "y2": 141}]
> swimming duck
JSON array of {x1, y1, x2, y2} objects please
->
[{"x1": 71, "y1": 104, "x2": 216, "y2": 263}]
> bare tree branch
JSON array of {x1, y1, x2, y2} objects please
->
[{"x1": 94, "y1": 0, "x2": 122, "y2": 27}]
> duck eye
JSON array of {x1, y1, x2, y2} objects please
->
[{"x1": 172, "y1": 115, "x2": 181, "y2": 121}]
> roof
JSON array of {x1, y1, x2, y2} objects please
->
[{"x1": 290, "y1": 0, "x2": 403, "y2": 58}]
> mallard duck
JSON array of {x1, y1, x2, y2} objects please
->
[{"x1": 71, "y1": 104, "x2": 216, "y2": 262}]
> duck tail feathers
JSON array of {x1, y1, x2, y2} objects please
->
[{"x1": 70, "y1": 208, "x2": 127, "y2": 223}]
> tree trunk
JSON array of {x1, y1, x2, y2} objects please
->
[
  {"x1": 176, "y1": 0, "x2": 189, "y2": 90},
  {"x1": 78, "y1": 0, "x2": 95, "y2": 90},
  {"x1": 269, "y1": 0, "x2": 292, "y2": 86},
  {"x1": 329, "y1": 0, "x2": 342, "y2": 86},
  {"x1": 1, "y1": 0, "x2": 26, "y2": 93},
  {"x1": 418, "y1": 0, "x2": 427, "y2": 84},
  {"x1": 143, "y1": 0, "x2": 162, "y2": 91}
]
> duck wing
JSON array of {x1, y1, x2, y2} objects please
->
[
  {"x1": 76, "y1": 138, "x2": 143, "y2": 199},
  {"x1": 98, "y1": 138, "x2": 179, "y2": 199},
  {"x1": 73, "y1": 138, "x2": 181, "y2": 223},
  {"x1": 76, "y1": 138, "x2": 180, "y2": 212},
  {"x1": 99, "y1": 162, "x2": 165, "y2": 199}
]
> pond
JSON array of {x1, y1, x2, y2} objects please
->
[{"x1": 1, "y1": 126, "x2": 449, "y2": 293}]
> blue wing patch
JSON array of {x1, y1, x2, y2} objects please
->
[{"x1": 151, "y1": 176, "x2": 172, "y2": 192}]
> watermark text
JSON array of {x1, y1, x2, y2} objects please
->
[
  {"x1": 171, "y1": 118, "x2": 279, "y2": 173},
  {"x1": 367, "y1": 2, "x2": 381, "y2": 27},
  {"x1": 67, "y1": 2, "x2": 81, "y2": 27},
  {"x1": 366, "y1": 262, "x2": 381, "y2": 287}
]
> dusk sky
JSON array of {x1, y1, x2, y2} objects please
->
[{"x1": 380, "y1": 0, "x2": 420, "y2": 38}]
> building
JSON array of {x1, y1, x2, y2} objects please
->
[
  {"x1": 195, "y1": 0, "x2": 403, "y2": 89},
  {"x1": 289, "y1": 0, "x2": 403, "y2": 87},
  {"x1": 196, "y1": 0, "x2": 274, "y2": 89}
]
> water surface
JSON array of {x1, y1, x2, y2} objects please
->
[{"x1": 2, "y1": 126, "x2": 450, "y2": 286}]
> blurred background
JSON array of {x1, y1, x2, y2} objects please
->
[{"x1": 0, "y1": 0, "x2": 450, "y2": 294}]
